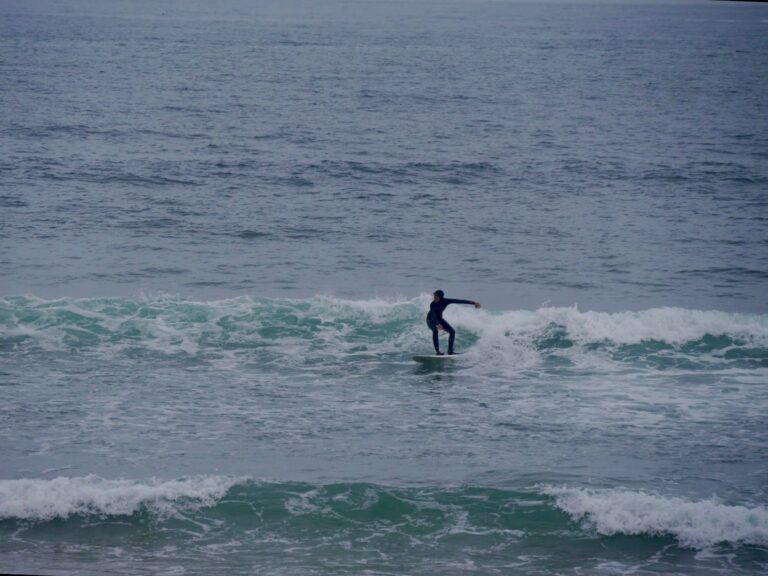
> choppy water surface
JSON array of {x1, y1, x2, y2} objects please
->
[
  {"x1": 1, "y1": 0, "x2": 767, "y2": 575},
  {"x1": 2, "y1": 0, "x2": 767, "y2": 310}
]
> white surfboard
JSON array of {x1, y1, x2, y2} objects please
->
[{"x1": 413, "y1": 354, "x2": 461, "y2": 361}]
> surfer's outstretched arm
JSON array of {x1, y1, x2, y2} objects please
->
[{"x1": 444, "y1": 298, "x2": 481, "y2": 308}]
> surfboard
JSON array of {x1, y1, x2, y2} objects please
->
[{"x1": 413, "y1": 354, "x2": 461, "y2": 361}]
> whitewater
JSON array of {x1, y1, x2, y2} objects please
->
[{"x1": 2, "y1": 0, "x2": 768, "y2": 574}]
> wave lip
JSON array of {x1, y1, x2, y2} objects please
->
[
  {"x1": 0, "y1": 475, "x2": 241, "y2": 521},
  {"x1": 543, "y1": 485, "x2": 768, "y2": 549}
]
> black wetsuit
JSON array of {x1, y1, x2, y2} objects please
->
[{"x1": 426, "y1": 298, "x2": 474, "y2": 354}]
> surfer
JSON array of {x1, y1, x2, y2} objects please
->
[{"x1": 426, "y1": 290, "x2": 481, "y2": 355}]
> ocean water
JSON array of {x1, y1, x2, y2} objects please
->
[{"x1": 1, "y1": 0, "x2": 767, "y2": 574}]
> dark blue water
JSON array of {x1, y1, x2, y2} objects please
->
[{"x1": 1, "y1": 1, "x2": 767, "y2": 574}]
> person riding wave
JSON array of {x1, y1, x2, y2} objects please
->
[{"x1": 426, "y1": 290, "x2": 481, "y2": 355}]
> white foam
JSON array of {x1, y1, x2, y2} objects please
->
[
  {"x1": 0, "y1": 475, "x2": 242, "y2": 521},
  {"x1": 445, "y1": 305, "x2": 768, "y2": 375},
  {"x1": 309, "y1": 293, "x2": 420, "y2": 317},
  {"x1": 460, "y1": 306, "x2": 768, "y2": 347},
  {"x1": 543, "y1": 486, "x2": 768, "y2": 548}
]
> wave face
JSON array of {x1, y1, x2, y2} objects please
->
[
  {"x1": 2, "y1": 295, "x2": 767, "y2": 372},
  {"x1": 1, "y1": 477, "x2": 766, "y2": 576}
]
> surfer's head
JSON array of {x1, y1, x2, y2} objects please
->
[{"x1": 433, "y1": 290, "x2": 444, "y2": 301}]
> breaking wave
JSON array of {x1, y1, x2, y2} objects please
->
[
  {"x1": 0, "y1": 475, "x2": 241, "y2": 521},
  {"x1": 1, "y1": 295, "x2": 766, "y2": 371},
  {"x1": 2, "y1": 476, "x2": 767, "y2": 551},
  {"x1": 544, "y1": 485, "x2": 768, "y2": 549}
]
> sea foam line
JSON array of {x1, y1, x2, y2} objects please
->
[{"x1": 543, "y1": 485, "x2": 768, "y2": 548}]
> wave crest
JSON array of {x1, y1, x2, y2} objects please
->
[
  {"x1": 543, "y1": 485, "x2": 768, "y2": 548},
  {"x1": 0, "y1": 475, "x2": 241, "y2": 521}
]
